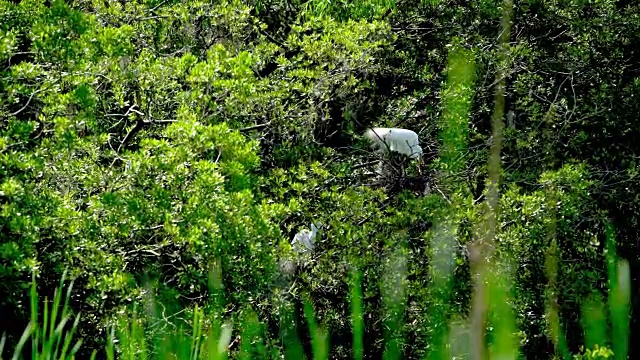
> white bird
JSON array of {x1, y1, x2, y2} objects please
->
[
  {"x1": 291, "y1": 222, "x2": 321, "y2": 254},
  {"x1": 364, "y1": 127, "x2": 423, "y2": 159}
]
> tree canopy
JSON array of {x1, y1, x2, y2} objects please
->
[{"x1": 1, "y1": 0, "x2": 639, "y2": 359}]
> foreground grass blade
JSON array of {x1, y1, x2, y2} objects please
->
[
  {"x1": 280, "y1": 303, "x2": 305, "y2": 360},
  {"x1": 11, "y1": 323, "x2": 32, "y2": 360},
  {"x1": 581, "y1": 293, "x2": 608, "y2": 351},
  {"x1": 350, "y1": 270, "x2": 364, "y2": 360},
  {"x1": 381, "y1": 247, "x2": 407, "y2": 360},
  {"x1": 486, "y1": 265, "x2": 519, "y2": 360},
  {"x1": 8, "y1": 271, "x2": 82, "y2": 360},
  {"x1": 609, "y1": 260, "x2": 630, "y2": 360},
  {"x1": 303, "y1": 298, "x2": 328, "y2": 360},
  {"x1": 0, "y1": 334, "x2": 6, "y2": 358},
  {"x1": 606, "y1": 224, "x2": 630, "y2": 360},
  {"x1": 238, "y1": 310, "x2": 267, "y2": 360}
]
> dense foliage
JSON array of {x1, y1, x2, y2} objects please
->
[{"x1": 1, "y1": 0, "x2": 638, "y2": 358}]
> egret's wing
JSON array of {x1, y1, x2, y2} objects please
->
[
  {"x1": 301, "y1": 233, "x2": 313, "y2": 250},
  {"x1": 292, "y1": 231, "x2": 313, "y2": 252}
]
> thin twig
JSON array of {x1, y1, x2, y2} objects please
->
[
  {"x1": 108, "y1": 104, "x2": 177, "y2": 166},
  {"x1": 8, "y1": 87, "x2": 48, "y2": 117},
  {"x1": 237, "y1": 122, "x2": 271, "y2": 132}
]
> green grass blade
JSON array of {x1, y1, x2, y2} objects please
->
[
  {"x1": 280, "y1": 304, "x2": 304, "y2": 360},
  {"x1": 439, "y1": 46, "x2": 476, "y2": 179},
  {"x1": 41, "y1": 296, "x2": 48, "y2": 358},
  {"x1": 0, "y1": 333, "x2": 6, "y2": 358},
  {"x1": 12, "y1": 322, "x2": 33, "y2": 360},
  {"x1": 605, "y1": 223, "x2": 630, "y2": 360},
  {"x1": 610, "y1": 260, "x2": 630, "y2": 360},
  {"x1": 51, "y1": 315, "x2": 70, "y2": 358},
  {"x1": 191, "y1": 305, "x2": 202, "y2": 360},
  {"x1": 381, "y1": 248, "x2": 407, "y2": 360},
  {"x1": 423, "y1": 219, "x2": 459, "y2": 360},
  {"x1": 303, "y1": 298, "x2": 328, "y2": 360},
  {"x1": 350, "y1": 270, "x2": 364, "y2": 360},
  {"x1": 208, "y1": 325, "x2": 218, "y2": 360},
  {"x1": 29, "y1": 274, "x2": 38, "y2": 360},
  {"x1": 217, "y1": 322, "x2": 233, "y2": 360},
  {"x1": 58, "y1": 313, "x2": 82, "y2": 359},
  {"x1": 486, "y1": 266, "x2": 519, "y2": 360},
  {"x1": 69, "y1": 338, "x2": 84, "y2": 359},
  {"x1": 238, "y1": 309, "x2": 267, "y2": 360},
  {"x1": 105, "y1": 326, "x2": 115, "y2": 360},
  {"x1": 581, "y1": 293, "x2": 608, "y2": 351}
]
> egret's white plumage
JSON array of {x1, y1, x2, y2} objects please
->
[
  {"x1": 364, "y1": 127, "x2": 423, "y2": 159},
  {"x1": 291, "y1": 222, "x2": 323, "y2": 254}
]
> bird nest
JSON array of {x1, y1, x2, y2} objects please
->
[{"x1": 361, "y1": 151, "x2": 431, "y2": 196}]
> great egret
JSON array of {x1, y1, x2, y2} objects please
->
[
  {"x1": 291, "y1": 222, "x2": 321, "y2": 254},
  {"x1": 364, "y1": 127, "x2": 423, "y2": 159},
  {"x1": 279, "y1": 222, "x2": 323, "y2": 277}
]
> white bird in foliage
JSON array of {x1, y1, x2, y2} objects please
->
[
  {"x1": 291, "y1": 222, "x2": 321, "y2": 254},
  {"x1": 364, "y1": 127, "x2": 423, "y2": 159}
]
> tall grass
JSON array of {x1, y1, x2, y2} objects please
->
[
  {"x1": 467, "y1": 0, "x2": 514, "y2": 357},
  {"x1": 0, "y1": 249, "x2": 631, "y2": 359},
  {"x1": 0, "y1": 272, "x2": 83, "y2": 360}
]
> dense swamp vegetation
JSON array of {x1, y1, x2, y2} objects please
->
[{"x1": 1, "y1": 0, "x2": 639, "y2": 358}]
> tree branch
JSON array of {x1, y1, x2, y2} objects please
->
[
  {"x1": 8, "y1": 86, "x2": 48, "y2": 117},
  {"x1": 237, "y1": 122, "x2": 271, "y2": 132},
  {"x1": 114, "y1": 118, "x2": 177, "y2": 154},
  {"x1": 108, "y1": 103, "x2": 177, "y2": 166}
]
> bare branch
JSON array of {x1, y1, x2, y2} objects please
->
[
  {"x1": 257, "y1": 26, "x2": 286, "y2": 48},
  {"x1": 104, "y1": 104, "x2": 144, "y2": 118},
  {"x1": 108, "y1": 102, "x2": 178, "y2": 166},
  {"x1": 237, "y1": 122, "x2": 271, "y2": 132},
  {"x1": 8, "y1": 86, "x2": 48, "y2": 117}
]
